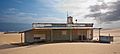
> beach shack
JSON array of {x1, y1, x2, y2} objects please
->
[{"x1": 23, "y1": 16, "x2": 98, "y2": 43}]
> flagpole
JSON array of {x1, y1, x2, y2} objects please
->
[{"x1": 97, "y1": 0, "x2": 104, "y2": 37}]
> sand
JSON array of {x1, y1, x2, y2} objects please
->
[
  {"x1": 0, "y1": 32, "x2": 23, "y2": 44},
  {"x1": 0, "y1": 43, "x2": 120, "y2": 54},
  {"x1": 94, "y1": 28, "x2": 120, "y2": 36}
]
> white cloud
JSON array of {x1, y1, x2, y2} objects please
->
[
  {"x1": 35, "y1": 0, "x2": 93, "y2": 23},
  {"x1": 56, "y1": 0, "x2": 98, "y2": 22},
  {"x1": 8, "y1": 8, "x2": 17, "y2": 11},
  {"x1": 53, "y1": 0, "x2": 118, "y2": 28},
  {"x1": 17, "y1": 17, "x2": 66, "y2": 23},
  {"x1": 103, "y1": 0, "x2": 117, "y2": 3},
  {"x1": 31, "y1": 17, "x2": 66, "y2": 23},
  {"x1": 2, "y1": 0, "x2": 119, "y2": 28},
  {"x1": 56, "y1": 0, "x2": 117, "y2": 17},
  {"x1": 3, "y1": 8, "x2": 18, "y2": 14},
  {"x1": 36, "y1": 0, "x2": 60, "y2": 8},
  {"x1": 99, "y1": 20, "x2": 120, "y2": 29},
  {"x1": 14, "y1": 0, "x2": 23, "y2": 3}
]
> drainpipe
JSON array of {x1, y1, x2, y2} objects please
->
[{"x1": 99, "y1": 28, "x2": 101, "y2": 37}]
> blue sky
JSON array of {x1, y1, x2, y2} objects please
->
[
  {"x1": 0, "y1": 0, "x2": 66, "y2": 23},
  {"x1": 0, "y1": 0, "x2": 120, "y2": 29}
]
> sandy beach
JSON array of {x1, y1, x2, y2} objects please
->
[
  {"x1": 0, "y1": 43, "x2": 120, "y2": 54},
  {"x1": 0, "y1": 32, "x2": 23, "y2": 44}
]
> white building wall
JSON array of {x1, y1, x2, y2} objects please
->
[{"x1": 24, "y1": 31, "x2": 34, "y2": 43}]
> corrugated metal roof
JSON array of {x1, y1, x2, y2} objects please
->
[
  {"x1": 32, "y1": 23, "x2": 93, "y2": 25},
  {"x1": 21, "y1": 27, "x2": 102, "y2": 32},
  {"x1": 32, "y1": 23, "x2": 94, "y2": 28},
  {"x1": 33, "y1": 27, "x2": 96, "y2": 29}
]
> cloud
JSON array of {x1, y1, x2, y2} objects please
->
[
  {"x1": 1, "y1": 0, "x2": 120, "y2": 28},
  {"x1": 54, "y1": 0, "x2": 119, "y2": 23},
  {"x1": 0, "y1": 14, "x2": 65, "y2": 23},
  {"x1": 34, "y1": 0, "x2": 120, "y2": 28},
  {"x1": 35, "y1": 0, "x2": 60, "y2": 8},
  {"x1": 3, "y1": 8, "x2": 18, "y2": 14},
  {"x1": 32, "y1": 17, "x2": 66, "y2": 23},
  {"x1": 54, "y1": 0, "x2": 105, "y2": 24},
  {"x1": 0, "y1": 8, "x2": 36, "y2": 23},
  {"x1": 85, "y1": 0, "x2": 120, "y2": 23},
  {"x1": 56, "y1": 0, "x2": 96, "y2": 16},
  {"x1": 8, "y1": 8, "x2": 17, "y2": 11},
  {"x1": 14, "y1": 0, "x2": 23, "y2": 3},
  {"x1": 0, "y1": 7, "x2": 66, "y2": 23},
  {"x1": 89, "y1": 2, "x2": 108, "y2": 12}
]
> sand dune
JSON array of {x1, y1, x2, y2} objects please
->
[
  {"x1": 94, "y1": 28, "x2": 120, "y2": 36},
  {"x1": 0, "y1": 43, "x2": 120, "y2": 54},
  {"x1": 0, "y1": 32, "x2": 24, "y2": 44}
]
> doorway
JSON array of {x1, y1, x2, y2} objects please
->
[{"x1": 79, "y1": 35, "x2": 87, "y2": 41}]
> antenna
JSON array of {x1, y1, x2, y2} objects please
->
[
  {"x1": 67, "y1": 11, "x2": 69, "y2": 17},
  {"x1": 97, "y1": 0, "x2": 104, "y2": 37}
]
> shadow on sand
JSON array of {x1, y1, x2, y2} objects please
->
[
  {"x1": 0, "y1": 44, "x2": 20, "y2": 50},
  {"x1": 0, "y1": 41, "x2": 111, "y2": 50}
]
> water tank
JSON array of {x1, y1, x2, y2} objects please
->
[{"x1": 67, "y1": 16, "x2": 73, "y2": 24}]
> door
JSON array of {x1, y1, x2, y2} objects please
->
[{"x1": 78, "y1": 30, "x2": 87, "y2": 41}]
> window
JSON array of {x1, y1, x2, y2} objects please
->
[
  {"x1": 62, "y1": 31, "x2": 67, "y2": 35},
  {"x1": 34, "y1": 37, "x2": 40, "y2": 40},
  {"x1": 34, "y1": 34, "x2": 46, "y2": 40}
]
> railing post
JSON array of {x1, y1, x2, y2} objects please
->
[
  {"x1": 21, "y1": 33, "x2": 23, "y2": 43},
  {"x1": 51, "y1": 29, "x2": 53, "y2": 42}
]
